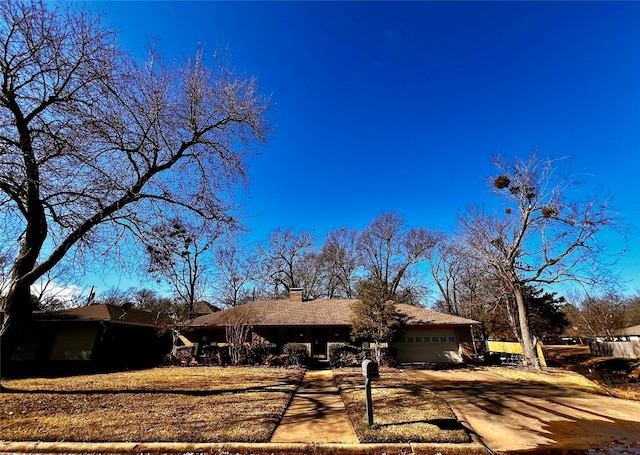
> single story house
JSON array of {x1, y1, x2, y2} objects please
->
[
  {"x1": 185, "y1": 289, "x2": 480, "y2": 364},
  {"x1": 619, "y1": 324, "x2": 640, "y2": 341},
  {"x1": 6, "y1": 303, "x2": 172, "y2": 376}
]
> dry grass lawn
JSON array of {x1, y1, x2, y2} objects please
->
[
  {"x1": 333, "y1": 369, "x2": 470, "y2": 444},
  {"x1": 0, "y1": 367, "x2": 304, "y2": 442},
  {"x1": 487, "y1": 366, "x2": 608, "y2": 395}
]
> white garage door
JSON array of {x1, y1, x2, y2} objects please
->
[{"x1": 393, "y1": 328, "x2": 462, "y2": 363}]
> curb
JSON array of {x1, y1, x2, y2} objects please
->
[{"x1": 0, "y1": 441, "x2": 489, "y2": 455}]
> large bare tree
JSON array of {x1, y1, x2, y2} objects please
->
[
  {"x1": 459, "y1": 153, "x2": 620, "y2": 368},
  {"x1": 259, "y1": 228, "x2": 315, "y2": 298},
  {"x1": 357, "y1": 211, "x2": 441, "y2": 302},
  {"x1": 0, "y1": 1, "x2": 268, "y2": 346},
  {"x1": 146, "y1": 219, "x2": 214, "y2": 320},
  {"x1": 319, "y1": 228, "x2": 359, "y2": 299},
  {"x1": 212, "y1": 237, "x2": 259, "y2": 307}
]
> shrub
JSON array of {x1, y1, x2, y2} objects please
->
[
  {"x1": 329, "y1": 344, "x2": 364, "y2": 368},
  {"x1": 199, "y1": 345, "x2": 231, "y2": 366},
  {"x1": 264, "y1": 354, "x2": 286, "y2": 367},
  {"x1": 329, "y1": 344, "x2": 398, "y2": 368},
  {"x1": 283, "y1": 343, "x2": 308, "y2": 367},
  {"x1": 245, "y1": 343, "x2": 277, "y2": 366}
]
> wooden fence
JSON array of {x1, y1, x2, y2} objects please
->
[
  {"x1": 486, "y1": 340, "x2": 547, "y2": 367},
  {"x1": 589, "y1": 340, "x2": 640, "y2": 359}
]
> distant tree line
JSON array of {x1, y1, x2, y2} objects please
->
[{"x1": 87, "y1": 210, "x2": 441, "y2": 316}]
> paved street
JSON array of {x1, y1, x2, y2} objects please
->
[{"x1": 404, "y1": 368, "x2": 640, "y2": 454}]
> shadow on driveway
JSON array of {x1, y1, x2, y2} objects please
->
[{"x1": 403, "y1": 368, "x2": 640, "y2": 454}]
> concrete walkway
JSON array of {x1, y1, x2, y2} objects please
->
[{"x1": 270, "y1": 370, "x2": 359, "y2": 443}]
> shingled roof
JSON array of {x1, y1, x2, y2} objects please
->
[
  {"x1": 188, "y1": 299, "x2": 479, "y2": 328},
  {"x1": 41, "y1": 304, "x2": 164, "y2": 327}
]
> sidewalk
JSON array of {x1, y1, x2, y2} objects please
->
[{"x1": 270, "y1": 369, "x2": 359, "y2": 443}]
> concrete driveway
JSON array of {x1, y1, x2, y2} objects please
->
[{"x1": 404, "y1": 368, "x2": 640, "y2": 454}]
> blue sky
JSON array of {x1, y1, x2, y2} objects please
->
[{"x1": 82, "y1": 1, "x2": 639, "y2": 296}]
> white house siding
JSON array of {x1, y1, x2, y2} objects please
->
[{"x1": 392, "y1": 328, "x2": 463, "y2": 363}]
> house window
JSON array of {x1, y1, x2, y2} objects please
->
[
  {"x1": 440, "y1": 337, "x2": 447, "y2": 342},
  {"x1": 407, "y1": 337, "x2": 414, "y2": 342},
  {"x1": 449, "y1": 336, "x2": 455, "y2": 342},
  {"x1": 432, "y1": 337, "x2": 439, "y2": 342},
  {"x1": 424, "y1": 337, "x2": 430, "y2": 342},
  {"x1": 415, "y1": 337, "x2": 422, "y2": 342}
]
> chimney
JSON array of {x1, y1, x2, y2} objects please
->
[{"x1": 289, "y1": 288, "x2": 303, "y2": 303}]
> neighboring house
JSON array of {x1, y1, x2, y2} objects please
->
[
  {"x1": 192, "y1": 300, "x2": 220, "y2": 317},
  {"x1": 620, "y1": 324, "x2": 640, "y2": 341},
  {"x1": 6, "y1": 304, "x2": 172, "y2": 376},
  {"x1": 184, "y1": 289, "x2": 480, "y2": 364}
]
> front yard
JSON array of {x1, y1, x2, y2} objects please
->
[
  {"x1": 0, "y1": 366, "x2": 472, "y2": 445},
  {"x1": 1, "y1": 364, "x2": 621, "y2": 444},
  {"x1": 334, "y1": 369, "x2": 470, "y2": 443},
  {"x1": 0, "y1": 367, "x2": 304, "y2": 442}
]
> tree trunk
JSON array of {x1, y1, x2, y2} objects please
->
[
  {"x1": 373, "y1": 340, "x2": 383, "y2": 364},
  {"x1": 0, "y1": 279, "x2": 35, "y2": 372},
  {"x1": 514, "y1": 286, "x2": 540, "y2": 370}
]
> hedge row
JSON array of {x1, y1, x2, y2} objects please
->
[
  {"x1": 168, "y1": 342, "x2": 310, "y2": 367},
  {"x1": 167, "y1": 342, "x2": 396, "y2": 368}
]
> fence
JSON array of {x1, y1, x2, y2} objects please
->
[
  {"x1": 486, "y1": 340, "x2": 547, "y2": 367},
  {"x1": 589, "y1": 340, "x2": 640, "y2": 359}
]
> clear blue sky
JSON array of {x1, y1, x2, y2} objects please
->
[{"x1": 85, "y1": 1, "x2": 639, "y2": 295}]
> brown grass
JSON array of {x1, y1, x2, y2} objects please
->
[
  {"x1": 333, "y1": 369, "x2": 470, "y2": 444},
  {"x1": 486, "y1": 366, "x2": 608, "y2": 395},
  {"x1": 603, "y1": 384, "x2": 640, "y2": 401},
  {"x1": 0, "y1": 366, "x2": 304, "y2": 442}
]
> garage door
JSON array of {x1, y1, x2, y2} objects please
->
[{"x1": 392, "y1": 328, "x2": 462, "y2": 363}]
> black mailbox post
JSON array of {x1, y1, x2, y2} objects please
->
[{"x1": 361, "y1": 359, "x2": 379, "y2": 427}]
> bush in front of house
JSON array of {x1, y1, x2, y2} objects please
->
[
  {"x1": 199, "y1": 345, "x2": 231, "y2": 366},
  {"x1": 283, "y1": 343, "x2": 308, "y2": 367},
  {"x1": 245, "y1": 343, "x2": 277, "y2": 366},
  {"x1": 329, "y1": 343, "x2": 398, "y2": 368},
  {"x1": 329, "y1": 343, "x2": 365, "y2": 368}
]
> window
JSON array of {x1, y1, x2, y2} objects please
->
[
  {"x1": 424, "y1": 337, "x2": 430, "y2": 342},
  {"x1": 440, "y1": 337, "x2": 447, "y2": 342},
  {"x1": 448, "y1": 336, "x2": 455, "y2": 342},
  {"x1": 407, "y1": 337, "x2": 414, "y2": 342},
  {"x1": 432, "y1": 337, "x2": 439, "y2": 342},
  {"x1": 415, "y1": 337, "x2": 422, "y2": 342}
]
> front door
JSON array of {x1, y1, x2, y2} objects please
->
[{"x1": 311, "y1": 328, "x2": 328, "y2": 359}]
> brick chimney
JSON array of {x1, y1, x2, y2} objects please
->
[{"x1": 289, "y1": 288, "x2": 303, "y2": 303}]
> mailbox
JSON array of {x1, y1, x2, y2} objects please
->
[{"x1": 361, "y1": 359, "x2": 380, "y2": 379}]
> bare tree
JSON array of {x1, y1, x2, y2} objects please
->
[
  {"x1": 564, "y1": 292, "x2": 631, "y2": 340},
  {"x1": 146, "y1": 219, "x2": 214, "y2": 320},
  {"x1": 358, "y1": 211, "x2": 441, "y2": 302},
  {"x1": 459, "y1": 152, "x2": 621, "y2": 368},
  {"x1": 0, "y1": 1, "x2": 269, "y2": 346},
  {"x1": 222, "y1": 304, "x2": 255, "y2": 365},
  {"x1": 429, "y1": 238, "x2": 468, "y2": 315},
  {"x1": 319, "y1": 228, "x2": 359, "y2": 298},
  {"x1": 293, "y1": 250, "x2": 324, "y2": 299},
  {"x1": 259, "y1": 228, "x2": 315, "y2": 298},
  {"x1": 212, "y1": 237, "x2": 258, "y2": 307}
]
